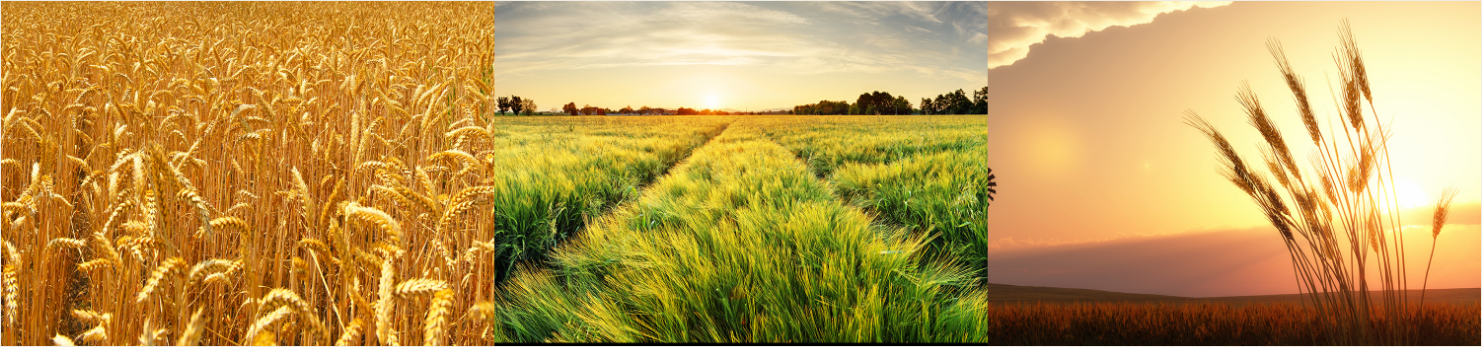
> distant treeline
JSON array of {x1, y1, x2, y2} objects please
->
[
  {"x1": 794, "y1": 86, "x2": 987, "y2": 115},
  {"x1": 493, "y1": 86, "x2": 988, "y2": 116},
  {"x1": 496, "y1": 96, "x2": 539, "y2": 116},
  {"x1": 494, "y1": 96, "x2": 781, "y2": 116}
]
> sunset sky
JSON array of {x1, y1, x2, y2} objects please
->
[
  {"x1": 989, "y1": 1, "x2": 1480, "y2": 296},
  {"x1": 494, "y1": 1, "x2": 987, "y2": 111}
]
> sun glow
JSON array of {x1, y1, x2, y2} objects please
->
[
  {"x1": 705, "y1": 94, "x2": 719, "y2": 109},
  {"x1": 1392, "y1": 177, "x2": 1429, "y2": 209}
]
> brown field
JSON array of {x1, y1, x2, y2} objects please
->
[
  {"x1": 987, "y1": 283, "x2": 1481, "y2": 345},
  {"x1": 988, "y1": 283, "x2": 1482, "y2": 306},
  {"x1": 987, "y1": 301, "x2": 1481, "y2": 345},
  {"x1": 2, "y1": 2, "x2": 496, "y2": 345}
]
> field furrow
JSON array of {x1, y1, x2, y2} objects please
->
[
  {"x1": 493, "y1": 117, "x2": 733, "y2": 284},
  {"x1": 494, "y1": 119, "x2": 988, "y2": 343},
  {"x1": 760, "y1": 116, "x2": 989, "y2": 281}
]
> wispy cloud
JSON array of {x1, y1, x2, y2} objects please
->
[
  {"x1": 496, "y1": 1, "x2": 986, "y2": 84},
  {"x1": 988, "y1": 1, "x2": 1231, "y2": 69}
]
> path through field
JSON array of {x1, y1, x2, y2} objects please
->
[
  {"x1": 493, "y1": 117, "x2": 733, "y2": 283},
  {"x1": 492, "y1": 116, "x2": 989, "y2": 343}
]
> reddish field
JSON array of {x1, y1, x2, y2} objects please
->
[{"x1": 987, "y1": 302, "x2": 1481, "y2": 345}]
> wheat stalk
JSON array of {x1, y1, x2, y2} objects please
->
[
  {"x1": 394, "y1": 278, "x2": 449, "y2": 297},
  {"x1": 3, "y1": 3, "x2": 498, "y2": 344},
  {"x1": 346, "y1": 202, "x2": 403, "y2": 239},
  {"x1": 333, "y1": 318, "x2": 364, "y2": 346},
  {"x1": 1187, "y1": 20, "x2": 1457, "y2": 345},
  {"x1": 375, "y1": 252, "x2": 399, "y2": 345},
  {"x1": 243, "y1": 306, "x2": 294, "y2": 346},
  {"x1": 176, "y1": 308, "x2": 205, "y2": 346},
  {"x1": 1420, "y1": 187, "x2": 1461, "y2": 309},
  {"x1": 136, "y1": 257, "x2": 185, "y2": 303},
  {"x1": 423, "y1": 289, "x2": 453, "y2": 346},
  {"x1": 435, "y1": 186, "x2": 494, "y2": 235}
]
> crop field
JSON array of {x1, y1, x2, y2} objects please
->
[
  {"x1": 762, "y1": 116, "x2": 989, "y2": 280},
  {"x1": 986, "y1": 302, "x2": 1481, "y2": 345},
  {"x1": 492, "y1": 116, "x2": 989, "y2": 343},
  {"x1": 492, "y1": 116, "x2": 731, "y2": 284},
  {"x1": 2, "y1": 2, "x2": 498, "y2": 345}
]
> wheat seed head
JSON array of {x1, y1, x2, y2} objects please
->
[
  {"x1": 1340, "y1": 19, "x2": 1373, "y2": 104},
  {"x1": 1433, "y1": 187, "x2": 1460, "y2": 238},
  {"x1": 1267, "y1": 38, "x2": 1322, "y2": 145}
]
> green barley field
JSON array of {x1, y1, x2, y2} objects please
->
[{"x1": 492, "y1": 115, "x2": 989, "y2": 343}]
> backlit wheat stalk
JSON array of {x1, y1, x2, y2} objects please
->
[{"x1": 1185, "y1": 19, "x2": 1459, "y2": 345}]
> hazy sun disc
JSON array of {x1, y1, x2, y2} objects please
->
[
  {"x1": 706, "y1": 94, "x2": 719, "y2": 109},
  {"x1": 1393, "y1": 178, "x2": 1428, "y2": 209}
]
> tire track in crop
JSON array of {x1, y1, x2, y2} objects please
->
[
  {"x1": 774, "y1": 122, "x2": 990, "y2": 282},
  {"x1": 495, "y1": 118, "x2": 988, "y2": 342},
  {"x1": 641, "y1": 120, "x2": 734, "y2": 190},
  {"x1": 495, "y1": 118, "x2": 734, "y2": 284}
]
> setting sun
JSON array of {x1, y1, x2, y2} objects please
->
[
  {"x1": 990, "y1": 0, "x2": 1479, "y2": 310},
  {"x1": 705, "y1": 94, "x2": 720, "y2": 109},
  {"x1": 1394, "y1": 177, "x2": 1430, "y2": 209}
]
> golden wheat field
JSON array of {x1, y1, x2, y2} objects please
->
[{"x1": 1, "y1": 2, "x2": 497, "y2": 345}]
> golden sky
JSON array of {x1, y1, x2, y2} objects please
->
[
  {"x1": 988, "y1": 1, "x2": 1479, "y2": 295},
  {"x1": 494, "y1": 2, "x2": 987, "y2": 111}
]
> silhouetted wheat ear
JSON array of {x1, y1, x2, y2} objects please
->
[
  {"x1": 1433, "y1": 187, "x2": 1460, "y2": 237},
  {"x1": 1341, "y1": 19, "x2": 1374, "y2": 104},
  {"x1": 1334, "y1": 51, "x2": 1365, "y2": 131},
  {"x1": 1186, "y1": 19, "x2": 1468, "y2": 345},
  {"x1": 1268, "y1": 38, "x2": 1322, "y2": 144},
  {"x1": 1238, "y1": 81, "x2": 1296, "y2": 173}
]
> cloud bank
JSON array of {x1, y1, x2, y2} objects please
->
[
  {"x1": 990, "y1": 202, "x2": 1481, "y2": 253},
  {"x1": 991, "y1": 225, "x2": 1482, "y2": 297},
  {"x1": 988, "y1": 1, "x2": 1231, "y2": 69}
]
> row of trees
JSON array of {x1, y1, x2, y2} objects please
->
[
  {"x1": 557, "y1": 103, "x2": 764, "y2": 116},
  {"x1": 496, "y1": 96, "x2": 538, "y2": 116},
  {"x1": 920, "y1": 87, "x2": 987, "y2": 115},
  {"x1": 497, "y1": 86, "x2": 988, "y2": 117},
  {"x1": 793, "y1": 100, "x2": 853, "y2": 115},
  {"x1": 793, "y1": 86, "x2": 988, "y2": 115},
  {"x1": 793, "y1": 91, "x2": 913, "y2": 115}
]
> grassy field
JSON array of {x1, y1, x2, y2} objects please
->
[
  {"x1": 2, "y1": 2, "x2": 499, "y2": 345},
  {"x1": 493, "y1": 117, "x2": 731, "y2": 284},
  {"x1": 761, "y1": 117, "x2": 989, "y2": 279},
  {"x1": 492, "y1": 116, "x2": 989, "y2": 343}
]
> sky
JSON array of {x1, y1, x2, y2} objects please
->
[
  {"x1": 988, "y1": 1, "x2": 1480, "y2": 296},
  {"x1": 494, "y1": 1, "x2": 987, "y2": 112}
]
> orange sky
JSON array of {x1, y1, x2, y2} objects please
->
[{"x1": 988, "y1": 1, "x2": 1480, "y2": 296}]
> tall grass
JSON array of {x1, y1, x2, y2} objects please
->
[
  {"x1": 1184, "y1": 20, "x2": 1460, "y2": 344},
  {"x1": 494, "y1": 119, "x2": 988, "y2": 343},
  {"x1": 761, "y1": 116, "x2": 989, "y2": 281},
  {"x1": 763, "y1": 116, "x2": 986, "y2": 177},
  {"x1": 833, "y1": 150, "x2": 990, "y2": 280},
  {"x1": 492, "y1": 116, "x2": 731, "y2": 284},
  {"x1": 2, "y1": 2, "x2": 500, "y2": 345}
]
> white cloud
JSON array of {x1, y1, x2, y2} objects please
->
[
  {"x1": 497, "y1": 2, "x2": 987, "y2": 84},
  {"x1": 656, "y1": 2, "x2": 808, "y2": 25},
  {"x1": 988, "y1": 1, "x2": 1231, "y2": 69}
]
